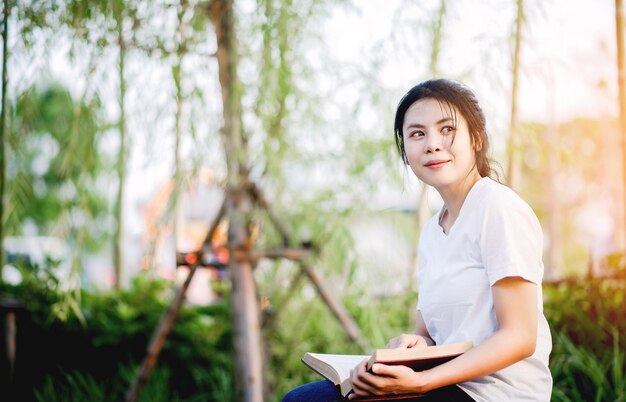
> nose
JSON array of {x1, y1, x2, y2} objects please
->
[{"x1": 424, "y1": 134, "x2": 442, "y2": 153}]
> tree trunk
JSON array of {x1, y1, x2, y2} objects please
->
[
  {"x1": 172, "y1": 1, "x2": 187, "y2": 262},
  {"x1": 209, "y1": 1, "x2": 264, "y2": 400},
  {"x1": 0, "y1": 0, "x2": 9, "y2": 280},
  {"x1": 506, "y1": 0, "x2": 524, "y2": 191},
  {"x1": 113, "y1": 21, "x2": 127, "y2": 289},
  {"x1": 545, "y1": 92, "x2": 561, "y2": 280},
  {"x1": 615, "y1": 0, "x2": 626, "y2": 253},
  {"x1": 210, "y1": 0, "x2": 244, "y2": 180},
  {"x1": 428, "y1": 0, "x2": 446, "y2": 77},
  {"x1": 228, "y1": 196, "x2": 264, "y2": 402}
]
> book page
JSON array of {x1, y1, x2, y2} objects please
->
[{"x1": 303, "y1": 353, "x2": 369, "y2": 383}]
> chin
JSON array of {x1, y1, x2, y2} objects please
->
[{"x1": 415, "y1": 174, "x2": 449, "y2": 188}]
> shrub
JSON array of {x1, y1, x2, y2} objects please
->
[
  {"x1": 0, "y1": 273, "x2": 233, "y2": 401},
  {"x1": 545, "y1": 277, "x2": 626, "y2": 401}
]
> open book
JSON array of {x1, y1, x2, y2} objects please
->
[{"x1": 301, "y1": 341, "x2": 473, "y2": 399}]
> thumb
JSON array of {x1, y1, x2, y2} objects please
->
[{"x1": 371, "y1": 363, "x2": 398, "y2": 378}]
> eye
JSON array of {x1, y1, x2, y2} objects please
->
[
  {"x1": 407, "y1": 130, "x2": 425, "y2": 138},
  {"x1": 441, "y1": 126, "x2": 455, "y2": 135}
]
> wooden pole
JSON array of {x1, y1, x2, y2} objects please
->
[
  {"x1": 261, "y1": 270, "x2": 306, "y2": 333},
  {"x1": 301, "y1": 264, "x2": 368, "y2": 351},
  {"x1": 249, "y1": 181, "x2": 367, "y2": 350},
  {"x1": 615, "y1": 0, "x2": 626, "y2": 253},
  {"x1": 124, "y1": 266, "x2": 199, "y2": 402},
  {"x1": 247, "y1": 181, "x2": 291, "y2": 246}
]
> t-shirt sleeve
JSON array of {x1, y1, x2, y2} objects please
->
[{"x1": 479, "y1": 192, "x2": 544, "y2": 286}]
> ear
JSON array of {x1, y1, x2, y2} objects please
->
[{"x1": 473, "y1": 134, "x2": 483, "y2": 152}]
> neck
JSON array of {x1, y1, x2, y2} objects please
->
[{"x1": 438, "y1": 171, "x2": 482, "y2": 230}]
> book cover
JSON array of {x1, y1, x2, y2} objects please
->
[{"x1": 301, "y1": 341, "x2": 473, "y2": 399}]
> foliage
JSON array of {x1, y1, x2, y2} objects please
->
[
  {"x1": 265, "y1": 287, "x2": 362, "y2": 399},
  {"x1": 545, "y1": 278, "x2": 626, "y2": 401},
  {"x1": 0, "y1": 273, "x2": 233, "y2": 401},
  {"x1": 262, "y1": 266, "x2": 418, "y2": 400},
  {"x1": 3, "y1": 1, "x2": 626, "y2": 401},
  {"x1": 544, "y1": 279, "x2": 626, "y2": 353},
  {"x1": 550, "y1": 332, "x2": 626, "y2": 402},
  {"x1": 6, "y1": 84, "x2": 109, "y2": 249},
  {"x1": 606, "y1": 252, "x2": 626, "y2": 273},
  {"x1": 2, "y1": 261, "x2": 626, "y2": 401},
  {"x1": 31, "y1": 363, "x2": 213, "y2": 402}
]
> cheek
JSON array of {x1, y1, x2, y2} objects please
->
[
  {"x1": 404, "y1": 143, "x2": 421, "y2": 165},
  {"x1": 450, "y1": 138, "x2": 474, "y2": 161},
  {"x1": 442, "y1": 135, "x2": 455, "y2": 149},
  {"x1": 404, "y1": 140, "x2": 420, "y2": 156},
  {"x1": 405, "y1": 152, "x2": 425, "y2": 177}
]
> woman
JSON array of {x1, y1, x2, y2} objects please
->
[{"x1": 283, "y1": 79, "x2": 552, "y2": 401}]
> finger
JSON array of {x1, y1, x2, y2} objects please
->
[
  {"x1": 406, "y1": 335, "x2": 431, "y2": 349},
  {"x1": 370, "y1": 363, "x2": 400, "y2": 378},
  {"x1": 411, "y1": 336, "x2": 429, "y2": 348},
  {"x1": 350, "y1": 363, "x2": 380, "y2": 395},
  {"x1": 351, "y1": 373, "x2": 377, "y2": 396},
  {"x1": 387, "y1": 334, "x2": 410, "y2": 349}
]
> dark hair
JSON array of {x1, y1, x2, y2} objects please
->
[{"x1": 393, "y1": 79, "x2": 493, "y2": 178}]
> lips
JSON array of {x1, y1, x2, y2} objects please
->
[{"x1": 424, "y1": 160, "x2": 449, "y2": 168}]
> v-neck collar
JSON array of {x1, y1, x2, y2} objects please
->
[{"x1": 436, "y1": 177, "x2": 489, "y2": 237}]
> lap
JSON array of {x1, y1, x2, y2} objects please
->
[
  {"x1": 282, "y1": 381, "x2": 474, "y2": 402},
  {"x1": 419, "y1": 385, "x2": 475, "y2": 401},
  {"x1": 282, "y1": 380, "x2": 344, "y2": 402}
]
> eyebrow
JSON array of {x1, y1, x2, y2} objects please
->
[{"x1": 405, "y1": 117, "x2": 454, "y2": 130}]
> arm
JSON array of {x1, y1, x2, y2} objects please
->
[
  {"x1": 349, "y1": 276, "x2": 537, "y2": 398},
  {"x1": 417, "y1": 276, "x2": 537, "y2": 390}
]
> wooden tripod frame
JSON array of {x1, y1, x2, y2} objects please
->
[{"x1": 125, "y1": 176, "x2": 366, "y2": 402}]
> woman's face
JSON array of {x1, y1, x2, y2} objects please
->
[{"x1": 402, "y1": 98, "x2": 478, "y2": 192}]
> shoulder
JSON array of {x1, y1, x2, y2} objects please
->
[
  {"x1": 475, "y1": 178, "x2": 524, "y2": 204},
  {"x1": 474, "y1": 178, "x2": 536, "y2": 219},
  {"x1": 469, "y1": 178, "x2": 542, "y2": 242}
]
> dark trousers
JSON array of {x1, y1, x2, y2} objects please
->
[{"x1": 282, "y1": 380, "x2": 475, "y2": 402}]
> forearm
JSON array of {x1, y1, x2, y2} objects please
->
[
  {"x1": 418, "y1": 328, "x2": 535, "y2": 392},
  {"x1": 351, "y1": 329, "x2": 534, "y2": 397},
  {"x1": 415, "y1": 278, "x2": 539, "y2": 392}
]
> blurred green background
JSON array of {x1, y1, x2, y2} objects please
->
[{"x1": 1, "y1": 0, "x2": 625, "y2": 401}]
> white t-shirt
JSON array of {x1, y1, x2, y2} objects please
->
[{"x1": 417, "y1": 177, "x2": 552, "y2": 401}]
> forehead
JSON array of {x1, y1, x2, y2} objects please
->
[{"x1": 404, "y1": 98, "x2": 457, "y2": 124}]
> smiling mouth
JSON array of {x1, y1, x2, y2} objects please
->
[{"x1": 424, "y1": 160, "x2": 449, "y2": 168}]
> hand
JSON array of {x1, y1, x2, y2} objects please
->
[
  {"x1": 386, "y1": 333, "x2": 431, "y2": 349},
  {"x1": 348, "y1": 359, "x2": 427, "y2": 399}
]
